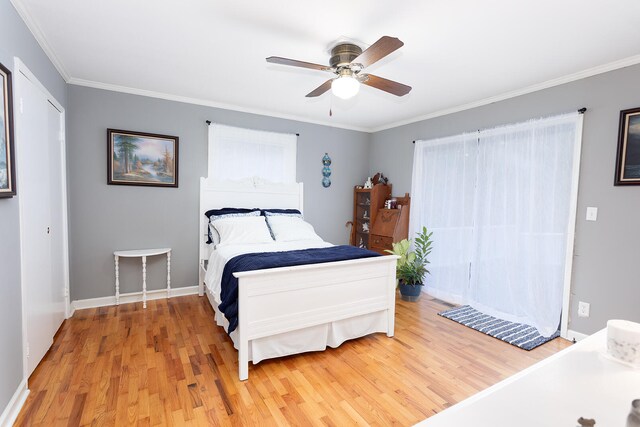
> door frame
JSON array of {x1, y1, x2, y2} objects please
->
[
  {"x1": 14, "y1": 58, "x2": 70, "y2": 381},
  {"x1": 560, "y1": 114, "x2": 585, "y2": 340}
]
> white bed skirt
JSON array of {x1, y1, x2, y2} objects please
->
[{"x1": 208, "y1": 290, "x2": 388, "y2": 364}]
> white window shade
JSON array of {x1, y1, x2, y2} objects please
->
[{"x1": 208, "y1": 124, "x2": 297, "y2": 183}]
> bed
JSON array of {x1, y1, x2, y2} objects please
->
[{"x1": 198, "y1": 177, "x2": 398, "y2": 380}]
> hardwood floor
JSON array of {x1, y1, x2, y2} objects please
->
[{"x1": 14, "y1": 294, "x2": 571, "y2": 426}]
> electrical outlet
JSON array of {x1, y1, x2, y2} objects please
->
[{"x1": 578, "y1": 301, "x2": 590, "y2": 318}]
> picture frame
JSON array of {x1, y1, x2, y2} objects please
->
[
  {"x1": 614, "y1": 107, "x2": 640, "y2": 186},
  {"x1": 107, "y1": 129, "x2": 179, "y2": 188},
  {"x1": 0, "y1": 61, "x2": 16, "y2": 198}
]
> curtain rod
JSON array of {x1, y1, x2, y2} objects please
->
[
  {"x1": 205, "y1": 120, "x2": 299, "y2": 136},
  {"x1": 412, "y1": 107, "x2": 587, "y2": 143}
]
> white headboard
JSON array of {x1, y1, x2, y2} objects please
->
[{"x1": 199, "y1": 177, "x2": 304, "y2": 262}]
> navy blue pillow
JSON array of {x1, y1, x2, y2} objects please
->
[
  {"x1": 205, "y1": 208, "x2": 260, "y2": 243},
  {"x1": 205, "y1": 207, "x2": 260, "y2": 219},
  {"x1": 260, "y1": 209, "x2": 302, "y2": 216}
]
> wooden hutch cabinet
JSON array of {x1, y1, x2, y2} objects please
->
[
  {"x1": 350, "y1": 184, "x2": 391, "y2": 250},
  {"x1": 370, "y1": 194, "x2": 410, "y2": 254}
]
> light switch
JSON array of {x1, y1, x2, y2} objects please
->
[{"x1": 586, "y1": 207, "x2": 598, "y2": 221}]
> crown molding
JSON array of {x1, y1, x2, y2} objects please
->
[
  {"x1": 10, "y1": 0, "x2": 70, "y2": 82},
  {"x1": 70, "y1": 53, "x2": 640, "y2": 134},
  {"x1": 370, "y1": 54, "x2": 640, "y2": 132},
  {"x1": 67, "y1": 77, "x2": 371, "y2": 133}
]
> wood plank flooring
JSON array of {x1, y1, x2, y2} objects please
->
[{"x1": 14, "y1": 294, "x2": 571, "y2": 426}]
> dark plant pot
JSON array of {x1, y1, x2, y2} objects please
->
[{"x1": 399, "y1": 281, "x2": 422, "y2": 302}]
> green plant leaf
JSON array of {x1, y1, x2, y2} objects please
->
[{"x1": 393, "y1": 226, "x2": 434, "y2": 285}]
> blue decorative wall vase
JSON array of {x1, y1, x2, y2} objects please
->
[{"x1": 322, "y1": 153, "x2": 332, "y2": 188}]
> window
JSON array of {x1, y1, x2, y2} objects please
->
[{"x1": 208, "y1": 124, "x2": 297, "y2": 183}]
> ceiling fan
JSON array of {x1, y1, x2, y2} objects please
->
[{"x1": 266, "y1": 36, "x2": 411, "y2": 100}]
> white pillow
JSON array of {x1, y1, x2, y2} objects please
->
[
  {"x1": 213, "y1": 216, "x2": 274, "y2": 246},
  {"x1": 208, "y1": 210, "x2": 261, "y2": 245},
  {"x1": 265, "y1": 216, "x2": 323, "y2": 242}
]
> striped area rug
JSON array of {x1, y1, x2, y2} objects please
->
[{"x1": 437, "y1": 305, "x2": 560, "y2": 350}]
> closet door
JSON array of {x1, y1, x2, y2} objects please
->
[
  {"x1": 47, "y1": 100, "x2": 66, "y2": 329},
  {"x1": 16, "y1": 69, "x2": 66, "y2": 376}
]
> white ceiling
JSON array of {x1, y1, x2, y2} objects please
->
[{"x1": 12, "y1": 0, "x2": 640, "y2": 132}]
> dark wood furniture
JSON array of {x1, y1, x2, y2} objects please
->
[
  {"x1": 370, "y1": 193, "x2": 410, "y2": 255},
  {"x1": 350, "y1": 184, "x2": 391, "y2": 249}
]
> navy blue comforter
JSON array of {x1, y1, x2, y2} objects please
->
[{"x1": 219, "y1": 245, "x2": 380, "y2": 333}]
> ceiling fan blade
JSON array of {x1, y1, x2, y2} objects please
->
[
  {"x1": 306, "y1": 79, "x2": 334, "y2": 97},
  {"x1": 352, "y1": 36, "x2": 404, "y2": 68},
  {"x1": 266, "y1": 56, "x2": 330, "y2": 71},
  {"x1": 362, "y1": 74, "x2": 412, "y2": 96}
]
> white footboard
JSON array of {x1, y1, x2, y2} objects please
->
[{"x1": 234, "y1": 255, "x2": 398, "y2": 380}]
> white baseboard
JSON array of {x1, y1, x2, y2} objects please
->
[
  {"x1": 70, "y1": 286, "x2": 199, "y2": 315},
  {"x1": 566, "y1": 329, "x2": 589, "y2": 342},
  {"x1": 0, "y1": 378, "x2": 29, "y2": 427}
]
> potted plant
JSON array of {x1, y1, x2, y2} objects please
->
[{"x1": 386, "y1": 226, "x2": 433, "y2": 301}]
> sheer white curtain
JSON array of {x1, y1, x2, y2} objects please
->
[
  {"x1": 410, "y1": 133, "x2": 478, "y2": 304},
  {"x1": 411, "y1": 113, "x2": 582, "y2": 336},
  {"x1": 208, "y1": 124, "x2": 297, "y2": 183},
  {"x1": 470, "y1": 114, "x2": 581, "y2": 336}
]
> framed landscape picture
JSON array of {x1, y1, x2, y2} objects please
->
[
  {"x1": 614, "y1": 107, "x2": 640, "y2": 186},
  {"x1": 108, "y1": 129, "x2": 179, "y2": 187},
  {"x1": 0, "y1": 61, "x2": 16, "y2": 198}
]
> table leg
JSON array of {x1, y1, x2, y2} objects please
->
[
  {"x1": 142, "y1": 255, "x2": 147, "y2": 309},
  {"x1": 115, "y1": 255, "x2": 120, "y2": 305},
  {"x1": 167, "y1": 251, "x2": 171, "y2": 299}
]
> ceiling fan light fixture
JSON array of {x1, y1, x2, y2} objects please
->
[
  {"x1": 331, "y1": 75, "x2": 360, "y2": 99},
  {"x1": 268, "y1": 36, "x2": 411, "y2": 98}
]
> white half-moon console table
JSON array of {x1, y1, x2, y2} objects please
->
[{"x1": 114, "y1": 248, "x2": 171, "y2": 308}]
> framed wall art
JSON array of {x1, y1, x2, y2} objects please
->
[
  {"x1": 614, "y1": 107, "x2": 640, "y2": 186},
  {"x1": 0, "y1": 61, "x2": 16, "y2": 198},
  {"x1": 107, "y1": 129, "x2": 179, "y2": 187}
]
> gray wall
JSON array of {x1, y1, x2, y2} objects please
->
[
  {"x1": 370, "y1": 64, "x2": 640, "y2": 335},
  {"x1": 0, "y1": 0, "x2": 67, "y2": 414},
  {"x1": 67, "y1": 86, "x2": 370, "y2": 300}
]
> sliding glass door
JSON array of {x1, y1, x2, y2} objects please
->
[{"x1": 411, "y1": 113, "x2": 583, "y2": 336}]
